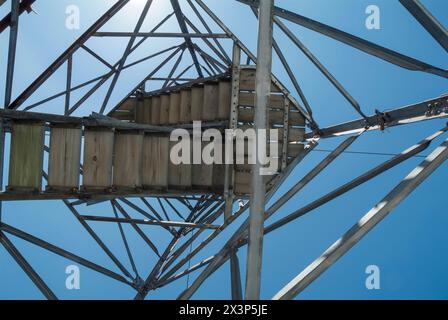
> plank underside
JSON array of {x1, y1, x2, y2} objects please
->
[
  {"x1": 82, "y1": 129, "x2": 114, "y2": 190},
  {"x1": 8, "y1": 122, "x2": 45, "y2": 192},
  {"x1": 142, "y1": 136, "x2": 169, "y2": 188},
  {"x1": 47, "y1": 126, "x2": 82, "y2": 190},
  {"x1": 113, "y1": 132, "x2": 143, "y2": 189}
]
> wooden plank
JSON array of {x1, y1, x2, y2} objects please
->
[
  {"x1": 192, "y1": 141, "x2": 213, "y2": 188},
  {"x1": 113, "y1": 131, "x2": 143, "y2": 190},
  {"x1": 159, "y1": 94, "x2": 170, "y2": 125},
  {"x1": 234, "y1": 172, "x2": 251, "y2": 195},
  {"x1": 47, "y1": 125, "x2": 82, "y2": 192},
  {"x1": 235, "y1": 157, "x2": 281, "y2": 173},
  {"x1": 168, "y1": 139, "x2": 192, "y2": 188},
  {"x1": 168, "y1": 92, "x2": 181, "y2": 124},
  {"x1": 117, "y1": 98, "x2": 137, "y2": 112},
  {"x1": 143, "y1": 98, "x2": 152, "y2": 124},
  {"x1": 7, "y1": 122, "x2": 45, "y2": 192},
  {"x1": 151, "y1": 96, "x2": 161, "y2": 125},
  {"x1": 142, "y1": 135, "x2": 169, "y2": 189},
  {"x1": 288, "y1": 127, "x2": 305, "y2": 142},
  {"x1": 239, "y1": 107, "x2": 304, "y2": 125},
  {"x1": 111, "y1": 110, "x2": 134, "y2": 121},
  {"x1": 289, "y1": 110, "x2": 306, "y2": 126},
  {"x1": 239, "y1": 69, "x2": 281, "y2": 92},
  {"x1": 288, "y1": 143, "x2": 305, "y2": 158},
  {"x1": 234, "y1": 170, "x2": 272, "y2": 195},
  {"x1": 191, "y1": 86, "x2": 204, "y2": 121},
  {"x1": 202, "y1": 84, "x2": 219, "y2": 122},
  {"x1": 134, "y1": 99, "x2": 145, "y2": 123},
  {"x1": 179, "y1": 89, "x2": 192, "y2": 123},
  {"x1": 239, "y1": 92, "x2": 285, "y2": 108},
  {"x1": 82, "y1": 128, "x2": 114, "y2": 191},
  {"x1": 237, "y1": 125, "x2": 305, "y2": 142},
  {"x1": 234, "y1": 139, "x2": 282, "y2": 173},
  {"x1": 213, "y1": 139, "x2": 226, "y2": 192},
  {"x1": 218, "y1": 80, "x2": 231, "y2": 120}
]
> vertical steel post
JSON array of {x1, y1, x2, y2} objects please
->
[
  {"x1": 4, "y1": 0, "x2": 20, "y2": 107},
  {"x1": 245, "y1": 0, "x2": 274, "y2": 300},
  {"x1": 224, "y1": 43, "x2": 241, "y2": 221}
]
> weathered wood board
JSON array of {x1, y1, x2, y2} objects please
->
[
  {"x1": 237, "y1": 125, "x2": 305, "y2": 142},
  {"x1": 238, "y1": 107, "x2": 304, "y2": 125},
  {"x1": 192, "y1": 141, "x2": 213, "y2": 188},
  {"x1": 202, "y1": 84, "x2": 219, "y2": 122},
  {"x1": 134, "y1": 99, "x2": 145, "y2": 123},
  {"x1": 47, "y1": 125, "x2": 82, "y2": 192},
  {"x1": 239, "y1": 68, "x2": 281, "y2": 92},
  {"x1": 179, "y1": 89, "x2": 192, "y2": 123},
  {"x1": 8, "y1": 122, "x2": 45, "y2": 192},
  {"x1": 143, "y1": 98, "x2": 152, "y2": 124},
  {"x1": 82, "y1": 128, "x2": 114, "y2": 191},
  {"x1": 159, "y1": 94, "x2": 170, "y2": 124},
  {"x1": 113, "y1": 131, "x2": 143, "y2": 190},
  {"x1": 168, "y1": 139, "x2": 192, "y2": 188},
  {"x1": 238, "y1": 92, "x2": 285, "y2": 109},
  {"x1": 218, "y1": 81, "x2": 231, "y2": 120},
  {"x1": 191, "y1": 86, "x2": 204, "y2": 121},
  {"x1": 234, "y1": 170, "x2": 273, "y2": 195},
  {"x1": 142, "y1": 135, "x2": 169, "y2": 189},
  {"x1": 169, "y1": 92, "x2": 180, "y2": 124},
  {"x1": 151, "y1": 96, "x2": 161, "y2": 125}
]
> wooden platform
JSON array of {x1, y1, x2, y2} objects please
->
[{"x1": 0, "y1": 66, "x2": 307, "y2": 200}]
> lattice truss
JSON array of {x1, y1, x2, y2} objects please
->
[{"x1": 0, "y1": 0, "x2": 447, "y2": 299}]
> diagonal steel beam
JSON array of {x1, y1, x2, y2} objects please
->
[
  {"x1": 112, "y1": 200, "x2": 160, "y2": 257},
  {"x1": 4, "y1": 0, "x2": 20, "y2": 107},
  {"x1": 175, "y1": 137, "x2": 350, "y2": 299},
  {"x1": 0, "y1": 231, "x2": 58, "y2": 300},
  {"x1": 170, "y1": 144, "x2": 317, "y2": 298},
  {"x1": 107, "y1": 44, "x2": 186, "y2": 116},
  {"x1": 135, "y1": 235, "x2": 182, "y2": 299},
  {"x1": 179, "y1": 126, "x2": 446, "y2": 299},
  {"x1": 265, "y1": 126, "x2": 447, "y2": 234},
  {"x1": 399, "y1": 0, "x2": 448, "y2": 53},
  {"x1": 81, "y1": 215, "x2": 221, "y2": 230},
  {"x1": 63, "y1": 200, "x2": 134, "y2": 279},
  {"x1": 0, "y1": 222, "x2": 134, "y2": 288},
  {"x1": 170, "y1": 0, "x2": 203, "y2": 77},
  {"x1": 111, "y1": 202, "x2": 140, "y2": 278},
  {"x1": 0, "y1": 0, "x2": 35, "y2": 34},
  {"x1": 163, "y1": 48, "x2": 186, "y2": 88},
  {"x1": 308, "y1": 94, "x2": 448, "y2": 139},
  {"x1": 273, "y1": 137, "x2": 448, "y2": 300},
  {"x1": 274, "y1": 18, "x2": 366, "y2": 121},
  {"x1": 186, "y1": 0, "x2": 231, "y2": 64},
  {"x1": 193, "y1": 0, "x2": 312, "y2": 123},
  {"x1": 99, "y1": 0, "x2": 153, "y2": 114},
  {"x1": 236, "y1": 0, "x2": 448, "y2": 79},
  {"x1": 8, "y1": 0, "x2": 131, "y2": 110}
]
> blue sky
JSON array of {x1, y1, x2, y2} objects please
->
[{"x1": 0, "y1": 0, "x2": 447, "y2": 300}]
